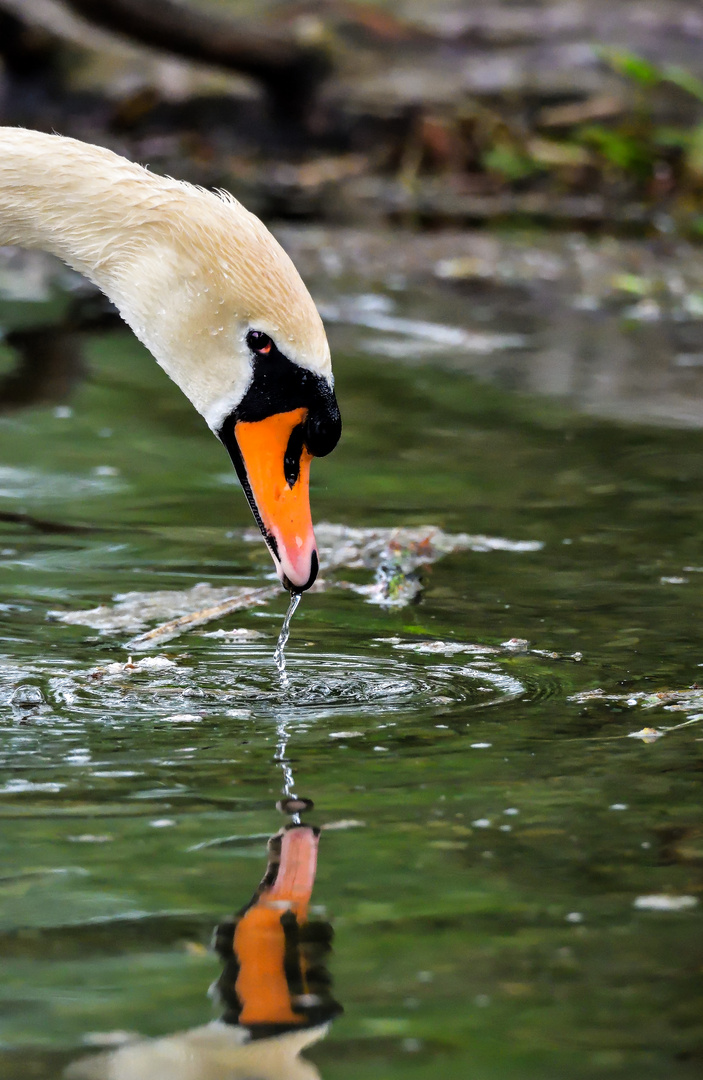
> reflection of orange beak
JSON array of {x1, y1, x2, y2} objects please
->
[
  {"x1": 234, "y1": 826, "x2": 319, "y2": 1027},
  {"x1": 234, "y1": 409, "x2": 318, "y2": 592}
]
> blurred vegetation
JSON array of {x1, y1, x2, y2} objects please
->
[{"x1": 2, "y1": 2, "x2": 703, "y2": 234}]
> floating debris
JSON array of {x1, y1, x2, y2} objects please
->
[
  {"x1": 158, "y1": 713, "x2": 202, "y2": 724},
  {"x1": 321, "y1": 523, "x2": 541, "y2": 608},
  {"x1": 51, "y1": 523, "x2": 543, "y2": 646},
  {"x1": 52, "y1": 582, "x2": 262, "y2": 634},
  {"x1": 320, "y1": 819, "x2": 365, "y2": 831},
  {"x1": 51, "y1": 587, "x2": 278, "y2": 635},
  {"x1": 569, "y1": 687, "x2": 703, "y2": 712},
  {"x1": 390, "y1": 639, "x2": 498, "y2": 656},
  {"x1": 309, "y1": 523, "x2": 544, "y2": 569},
  {"x1": 633, "y1": 895, "x2": 699, "y2": 912},
  {"x1": 348, "y1": 560, "x2": 422, "y2": 607},
  {"x1": 532, "y1": 648, "x2": 583, "y2": 662},
  {"x1": 127, "y1": 586, "x2": 279, "y2": 650},
  {"x1": 628, "y1": 727, "x2": 663, "y2": 743},
  {"x1": 392, "y1": 637, "x2": 582, "y2": 662},
  {"x1": 88, "y1": 656, "x2": 176, "y2": 679},
  {"x1": 500, "y1": 638, "x2": 530, "y2": 651},
  {"x1": 570, "y1": 687, "x2": 703, "y2": 741}
]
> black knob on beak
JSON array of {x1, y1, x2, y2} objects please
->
[{"x1": 305, "y1": 393, "x2": 341, "y2": 457}]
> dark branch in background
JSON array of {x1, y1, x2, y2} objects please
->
[{"x1": 61, "y1": 0, "x2": 332, "y2": 124}]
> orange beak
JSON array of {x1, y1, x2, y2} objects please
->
[{"x1": 234, "y1": 408, "x2": 318, "y2": 592}]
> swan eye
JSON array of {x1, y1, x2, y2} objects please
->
[{"x1": 246, "y1": 330, "x2": 272, "y2": 356}]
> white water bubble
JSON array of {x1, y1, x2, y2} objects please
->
[
  {"x1": 11, "y1": 685, "x2": 44, "y2": 707},
  {"x1": 634, "y1": 895, "x2": 698, "y2": 912}
]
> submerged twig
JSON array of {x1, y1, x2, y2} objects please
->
[
  {"x1": 127, "y1": 585, "x2": 278, "y2": 650},
  {"x1": 52, "y1": 523, "x2": 541, "y2": 647}
]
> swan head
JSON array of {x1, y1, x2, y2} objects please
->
[
  {"x1": 0, "y1": 130, "x2": 340, "y2": 591},
  {"x1": 103, "y1": 184, "x2": 341, "y2": 593},
  {"x1": 216, "y1": 325, "x2": 341, "y2": 594}
]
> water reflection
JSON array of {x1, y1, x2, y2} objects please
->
[
  {"x1": 67, "y1": 810, "x2": 341, "y2": 1080},
  {"x1": 0, "y1": 293, "x2": 119, "y2": 413}
]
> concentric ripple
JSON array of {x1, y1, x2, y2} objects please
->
[
  {"x1": 204, "y1": 645, "x2": 526, "y2": 718},
  {"x1": 1, "y1": 643, "x2": 528, "y2": 725}
]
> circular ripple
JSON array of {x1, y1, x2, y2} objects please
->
[
  {"x1": 12, "y1": 645, "x2": 530, "y2": 724},
  {"x1": 204, "y1": 646, "x2": 526, "y2": 718},
  {"x1": 518, "y1": 670, "x2": 567, "y2": 705}
]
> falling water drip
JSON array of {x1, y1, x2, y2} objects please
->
[
  {"x1": 273, "y1": 591, "x2": 301, "y2": 687},
  {"x1": 272, "y1": 593, "x2": 305, "y2": 821},
  {"x1": 275, "y1": 717, "x2": 300, "y2": 824}
]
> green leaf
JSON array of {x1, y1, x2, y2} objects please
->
[
  {"x1": 611, "y1": 274, "x2": 651, "y2": 297},
  {"x1": 578, "y1": 126, "x2": 651, "y2": 177},
  {"x1": 599, "y1": 47, "x2": 662, "y2": 87},
  {"x1": 481, "y1": 145, "x2": 541, "y2": 182},
  {"x1": 664, "y1": 65, "x2": 703, "y2": 104}
]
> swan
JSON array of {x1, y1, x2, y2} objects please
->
[
  {"x1": 0, "y1": 128, "x2": 341, "y2": 592},
  {"x1": 65, "y1": 1021, "x2": 328, "y2": 1080}
]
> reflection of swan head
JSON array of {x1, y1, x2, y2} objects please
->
[
  {"x1": 66, "y1": 1019, "x2": 329, "y2": 1080},
  {"x1": 66, "y1": 823, "x2": 337, "y2": 1080}
]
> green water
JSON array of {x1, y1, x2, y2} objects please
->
[{"x1": 0, "y1": 248, "x2": 702, "y2": 1080}]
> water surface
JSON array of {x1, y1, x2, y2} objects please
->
[{"x1": 0, "y1": 236, "x2": 702, "y2": 1079}]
